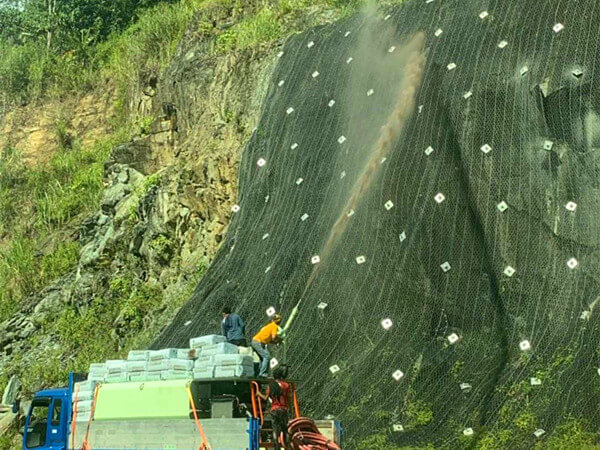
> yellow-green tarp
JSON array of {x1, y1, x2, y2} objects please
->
[{"x1": 94, "y1": 379, "x2": 192, "y2": 420}]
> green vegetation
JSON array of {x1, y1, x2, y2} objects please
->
[
  {"x1": 142, "y1": 171, "x2": 162, "y2": 192},
  {"x1": 0, "y1": 0, "x2": 172, "y2": 51},
  {"x1": 39, "y1": 241, "x2": 80, "y2": 282},
  {"x1": 0, "y1": 433, "x2": 20, "y2": 450},
  {"x1": 540, "y1": 419, "x2": 599, "y2": 449},
  {"x1": 6, "y1": 264, "x2": 205, "y2": 396},
  {"x1": 149, "y1": 234, "x2": 175, "y2": 263},
  {"x1": 34, "y1": 141, "x2": 112, "y2": 229},
  {"x1": 477, "y1": 419, "x2": 600, "y2": 449},
  {"x1": 514, "y1": 411, "x2": 536, "y2": 432},
  {"x1": 404, "y1": 399, "x2": 434, "y2": 429},
  {"x1": 135, "y1": 115, "x2": 156, "y2": 135},
  {"x1": 0, "y1": 128, "x2": 128, "y2": 322},
  {"x1": 98, "y1": 0, "x2": 204, "y2": 111},
  {"x1": 355, "y1": 432, "x2": 434, "y2": 450},
  {"x1": 216, "y1": 6, "x2": 284, "y2": 53},
  {"x1": 126, "y1": 170, "x2": 162, "y2": 224},
  {"x1": 477, "y1": 429, "x2": 514, "y2": 449},
  {"x1": 0, "y1": 0, "x2": 406, "y2": 110},
  {"x1": 213, "y1": 0, "x2": 374, "y2": 54},
  {"x1": 473, "y1": 345, "x2": 600, "y2": 448},
  {"x1": 0, "y1": 40, "x2": 91, "y2": 103},
  {"x1": 355, "y1": 433, "x2": 393, "y2": 449},
  {"x1": 0, "y1": 0, "x2": 175, "y2": 104}
]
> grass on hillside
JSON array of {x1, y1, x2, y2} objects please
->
[
  {"x1": 0, "y1": 0, "x2": 404, "y2": 110},
  {"x1": 0, "y1": 42, "x2": 96, "y2": 106},
  {"x1": 214, "y1": 0, "x2": 362, "y2": 53},
  {"x1": 0, "y1": 127, "x2": 129, "y2": 322}
]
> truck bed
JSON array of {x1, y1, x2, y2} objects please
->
[{"x1": 71, "y1": 417, "x2": 250, "y2": 449}]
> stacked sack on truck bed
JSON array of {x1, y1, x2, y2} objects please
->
[
  {"x1": 86, "y1": 349, "x2": 196, "y2": 383},
  {"x1": 147, "y1": 348, "x2": 195, "y2": 380},
  {"x1": 71, "y1": 380, "x2": 98, "y2": 422},
  {"x1": 84, "y1": 335, "x2": 258, "y2": 384},
  {"x1": 190, "y1": 335, "x2": 255, "y2": 379}
]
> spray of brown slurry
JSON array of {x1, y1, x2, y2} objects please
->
[{"x1": 298, "y1": 32, "x2": 426, "y2": 304}]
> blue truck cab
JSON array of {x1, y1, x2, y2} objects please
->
[{"x1": 23, "y1": 373, "x2": 85, "y2": 450}]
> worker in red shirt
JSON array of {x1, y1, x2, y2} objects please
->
[{"x1": 257, "y1": 367, "x2": 290, "y2": 450}]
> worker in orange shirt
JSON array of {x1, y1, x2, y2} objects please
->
[{"x1": 251, "y1": 314, "x2": 282, "y2": 378}]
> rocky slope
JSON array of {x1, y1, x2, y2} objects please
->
[
  {"x1": 5, "y1": 0, "x2": 599, "y2": 448},
  {"x1": 0, "y1": 2, "x2": 353, "y2": 447},
  {"x1": 0, "y1": 25, "x2": 273, "y2": 379}
]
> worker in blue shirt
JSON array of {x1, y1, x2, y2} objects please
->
[{"x1": 221, "y1": 306, "x2": 247, "y2": 346}]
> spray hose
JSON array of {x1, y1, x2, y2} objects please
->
[
  {"x1": 279, "y1": 302, "x2": 301, "y2": 339},
  {"x1": 288, "y1": 417, "x2": 341, "y2": 450}
]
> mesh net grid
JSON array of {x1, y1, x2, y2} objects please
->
[{"x1": 154, "y1": 0, "x2": 600, "y2": 446}]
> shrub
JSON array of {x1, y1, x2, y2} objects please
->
[
  {"x1": 97, "y1": 0, "x2": 205, "y2": 107},
  {"x1": 0, "y1": 42, "x2": 42, "y2": 104},
  {"x1": 33, "y1": 130, "x2": 124, "y2": 229},
  {"x1": 54, "y1": 118, "x2": 74, "y2": 150},
  {"x1": 0, "y1": 146, "x2": 25, "y2": 233},
  {"x1": 0, "y1": 433, "x2": 21, "y2": 450},
  {"x1": 0, "y1": 41, "x2": 97, "y2": 106},
  {"x1": 0, "y1": 235, "x2": 37, "y2": 320},
  {"x1": 405, "y1": 399, "x2": 434, "y2": 428},
  {"x1": 216, "y1": 7, "x2": 284, "y2": 53},
  {"x1": 40, "y1": 241, "x2": 81, "y2": 282},
  {"x1": 541, "y1": 419, "x2": 599, "y2": 449}
]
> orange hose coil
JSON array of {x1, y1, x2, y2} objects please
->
[{"x1": 288, "y1": 417, "x2": 341, "y2": 450}]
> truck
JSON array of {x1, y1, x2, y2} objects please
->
[{"x1": 19, "y1": 372, "x2": 342, "y2": 449}]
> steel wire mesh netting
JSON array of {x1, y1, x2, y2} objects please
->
[{"x1": 154, "y1": 0, "x2": 600, "y2": 446}]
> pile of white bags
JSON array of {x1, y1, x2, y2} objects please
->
[
  {"x1": 191, "y1": 336, "x2": 255, "y2": 379},
  {"x1": 85, "y1": 334, "x2": 257, "y2": 384},
  {"x1": 72, "y1": 380, "x2": 97, "y2": 422}
]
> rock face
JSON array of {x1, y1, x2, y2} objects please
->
[
  {"x1": 0, "y1": 93, "x2": 115, "y2": 166},
  {"x1": 0, "y1": 139, "x2": 241, "y2": 368},
  {"x1": 153, "y1": 1, "x2": 600, "y2": 447},
  {"x1": 0, "y1": 2, "x2": 276, "y2": 402},
  {"x1": 4, "y1": 0, "x2": 600, "y2": 447},
  {"x1": 1, "y1": 376, "x2": 20, "y2": 406}
]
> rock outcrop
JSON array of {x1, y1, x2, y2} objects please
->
[{"x1": 0, "y1": 11, "x2": 277, "y2": 397}]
